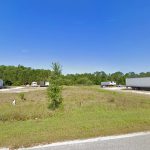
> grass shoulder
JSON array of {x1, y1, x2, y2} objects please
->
[{"x1": 0, "y1": 86, "x2": 150, "y2": 148}]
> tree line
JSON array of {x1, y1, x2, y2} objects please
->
[
  {"x1": 0, "y1": 65, "x2": 150, "y2": 86},
  {"x1": 0, "y1": 65, "x2": 51, "y2": 86}
]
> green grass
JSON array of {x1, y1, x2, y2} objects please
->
[{"x1": 0, "y1": 86, "x2": 150, "y2": 149}]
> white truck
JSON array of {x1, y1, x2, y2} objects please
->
[
  {"x1": 126, "y1": 77, "x2": 150, "y2": 90},
  {"x1": 40, "y1": 81, "x2": 49, "y2": 87},
  {"x1": 101, "y1": 81, "x2": 116, "y2": 88},
  {"x1": 31, "y1": 82, "x2": 38, "y2": 87},
  {"x1": 0, "y1": 79, "x2": 4, "y2": 89}
]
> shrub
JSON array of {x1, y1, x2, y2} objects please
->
[
  {"x1": 47, "y1": 63, "x2": 63, "y2": 110},
  {"x1": 19, "y1": 93, "x2": 26, "y2": 101}
]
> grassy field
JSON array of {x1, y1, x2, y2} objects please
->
[{"x1": 0, "y1": 86, "x2": 150, "y2": 149}]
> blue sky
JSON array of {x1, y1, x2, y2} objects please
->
[{"x1": 0, "y1": 0, "x2": 150, "y2": 74}]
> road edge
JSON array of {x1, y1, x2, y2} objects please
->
[{"x1": 16, "y1": 131, "x2": 150, "y2": 150}]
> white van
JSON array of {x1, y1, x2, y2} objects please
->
[{"x1": 31, "y1": 82, "x2": 38, "y2": 87}]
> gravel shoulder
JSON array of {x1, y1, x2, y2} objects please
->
[{"x1": 102, "y1": 87, "x2": 150, "y2": 95}]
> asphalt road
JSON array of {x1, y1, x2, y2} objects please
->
[{"x1": 19, "y1": 132, "x2": 150, "y2": 150}]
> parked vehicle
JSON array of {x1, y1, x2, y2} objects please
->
[
  {"x1": 116, "y1": 84, "x2": 125, "y2": 87},
  {"x1": 45, "y1": 81, "x2": 49, "y2": 86},
  {"x1": 40, "y1": 81, "x2": 45, "y2": 87},
  {"x1": 101, "y1": 81, "x2": 116, "y2": 88},
  {"x1": 0, "y1": 79, "x2": 3, "y2": 89},
  {"x1": 126, "y1": 77, "x2": 150, "y2": 90},
  {"x1": 31, "y1": 82, "x2": 38, "y2": 87},
  {"x1": 40, "y1": 81, "x2": 49, "y2": 87}
]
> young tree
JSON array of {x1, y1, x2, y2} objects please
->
[{"x1": 47, "y1": 63, "x2": 63, "y2": 110}]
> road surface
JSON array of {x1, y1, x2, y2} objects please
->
[
  {"x1": 0, "y1": 87, "x2": 46, "y2": 93},
  {"x1": 19, "y1": 132, "x2": 150, "y2": 150}
]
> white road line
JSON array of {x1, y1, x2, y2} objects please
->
[{"x1": 18, "y1": 131, "x2": 150, "y2": 150}]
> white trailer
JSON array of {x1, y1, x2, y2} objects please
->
[
  {"x1": 101, "y1": 81, "x2": 116, "y2": 87},
  {"x1": 126, "y1": 77, "x2": 150, "y2": 90},
  {"x1": 40, "y1": 81, "x2": 49, "y2": 87},
  {"x1": 45, "y1": 81, "x2": 49, "y2": 86},
  {"x1": 0, "y1": 79, "x2": 4, "y2": 89}
]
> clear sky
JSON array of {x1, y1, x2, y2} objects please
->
[{"x1": 0, "y1": 0, "x2": 150, "y2": 74}]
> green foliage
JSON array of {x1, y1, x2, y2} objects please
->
[
  {"x1": 94, "y1": 71, "x2": 108, "y2": 84},
  {"x1": 48, "y1": 85, "x2": 63, "y2": 109},
  {"x1": 0, "y1": 65, "x2": 150, "y2": 86},
  {"x1": 61, "y1": 78, "x2": 74, "y2": 86},
  {"x1": 111, "y1": 72, "x2": 125, "y2": 85},
  {"x1": 13, "y1": 81, "x2": 22, "y2": 86},
  {"x1": 76, "y1": 77, "x2": 93, "y2": 85},
  {"x1": 4, "y1": 80, "x2": 12, "y2": 86},
  {"x1": 0, "y1": 65, "x2": 51, "y2": 86},
  {"x1": 47, "y1": 63, "x2": 63, "y2": 110}
]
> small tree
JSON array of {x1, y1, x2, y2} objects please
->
[{"x1": 47, "y1": 63, "x2": 63, "y2": 110}]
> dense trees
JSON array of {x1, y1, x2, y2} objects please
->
[
  {"x1": 0, "y1": 65, "x2": 150, "y2": 86},
  {"x1": 111, "y1": 72, "x2": 125, "y2": 85},
  {"x1": 0, "y1": 65, "x2": 51, "y2": 86}
]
